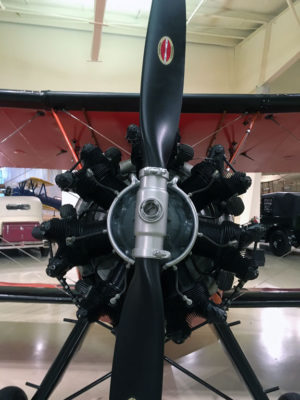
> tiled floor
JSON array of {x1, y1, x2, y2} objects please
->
[{"x1": 0, "y1": 247, "x2": 300, "y2": 399}]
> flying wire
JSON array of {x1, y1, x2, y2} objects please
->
[
  {"x1": 0, "y1": 112, "x2": 41, "y2": 144},
  {"x1": 63, "y1": 110, "x2": 131, "y2": 156},
  {"x1": 0, "y1": 250, "x2": 25, "y2": 267},
  {"x1": 0, "y1": 246, "x2": 77, "y2": 297},
  {"x1": 267, "y1": 115, "x2": 300, "y2": 143},
  {"x1": 191, "y1": 114, "x2": 244, "y2": 149},
  {"x1": 1, "y1": 110, "x2": 44, "y2": 164},
  {"x1": 0, "y1": 237, "x2": 42, "y2": 263},
  {"x1": 0, "y1": 151, "x2": 14, "y2": 166}
]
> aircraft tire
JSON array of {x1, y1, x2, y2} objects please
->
[
  {"x1": 0, "y1": 386, "x2": 28, "y2": 400},
  {"x1": 279, "y1": 393, "x2": 300, "y2": 400}
]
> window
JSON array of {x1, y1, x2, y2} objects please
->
[
  {"x1": 6, "y1": 204, "x2": 31, "y2": 210},
  {"x1": 262, "y1": 198, "x2": 273, "y2": 215}
]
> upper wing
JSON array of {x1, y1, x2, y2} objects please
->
[{"x1": 0, "y1": 90, "x2": 300, "y2": 172}]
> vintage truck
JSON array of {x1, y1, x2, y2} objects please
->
[
  {"x1": 0, "y1": 195, "x2": 49, "y2": 256},
  {"x1": 260, "y1": 192, "x2": 300, "y2": 256}
]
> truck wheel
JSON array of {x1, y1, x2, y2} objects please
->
[{"x1": 269, "y1": 230, "x2": 291, "y2": 256}]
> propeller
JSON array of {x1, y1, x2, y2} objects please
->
[
  {"x1": 109, "y1": 1, "x2": 186, "y2": 399},
  {"x1": 140, "y1": 0, "x2": 186, "y2": 167}
]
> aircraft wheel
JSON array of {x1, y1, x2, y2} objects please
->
[
  {"x1": 269, "y1": 229, "x2": 291, "y2": 257},
  {"x1": 279, "y1": 393, "x2": 300, "y2": 400},
  {"x1": 0, "y1": 386, "x2": 28, "y2": 400}
]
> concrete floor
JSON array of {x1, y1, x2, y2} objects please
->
[{"x1": 0, "y1": 247, "x2": 300, "y2": 399}]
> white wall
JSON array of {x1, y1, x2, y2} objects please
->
[
  {"x1": 235, "y1": 173, "x2": 262, "y2": 225},
  {"x1": 0, "y1": 23, "x2": 143, "y2": 92},
  {"x1": 270, "y1": 59, "x2": 300, "y2": 93},
  {"x1": 0, "y1": 22, "x2": 234, "y2": 93},
  {"x1": 185, "y1": 43, "x2": 234, "y2": 93},
  {"x1": 61, "y1": 190, "x2": 79, "y2": 207}
]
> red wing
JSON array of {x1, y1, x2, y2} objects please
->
[{"x1": 0, "y1": 91, "x2": 300, "y2": 173}]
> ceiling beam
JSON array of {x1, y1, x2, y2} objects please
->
[
  {"x1": 0, "y1": 7, "x2": 251, "y2": 38},
  {"x1": 187, "y1": 31, "x2": 239, "y2": 46},
  {"x1": 189, "y1": 25, "x2": 257, "y2": 31},
  {"x1": 187, "y1": 0, "x2": 206, "y2": 25},
  {"x1": 196, "y1": 10, "x2": 275, "y2": 25},
  {"x1": 101, "y1": 25, "x2": 240, "y2": 46},
  {"x1": 189, "y1": 30, "x2": 245, "y2": 40},
  {"x1": 0, "y1": 3, "x2": 280, "y2": 48},
  {"x1": 90, "y1": 0, "x2": 106, "y2": 62},
  {"x1": 286, "y1": 0, "x2": 300, "y2": 26},
  {"x1": 0, "y1": 12, "x2": 94, "y2": 31},
  {"x1": 0, "y1": 7, "x2": 93, "y2": 25},
  {"x1": 102, "y1": 25, "x2": 240, "y2": 46},
  {"x1": 234, "y1": 0, "x2": 300, "y2": 93},
  {"x1": 0, "y1": 12, "x2": 241, "y2": 46},
  {"x1": 258, "y1": 22, "x2": 272, "y2": 86}
]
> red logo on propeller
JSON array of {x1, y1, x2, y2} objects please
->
[{"x1": 158, "y1": 36, "x2": 174, "y2": 65}]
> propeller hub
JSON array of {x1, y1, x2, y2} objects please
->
[
  {"x1": 133, "y1": 167, "x2": 170, "y2": 259},
  {"x1": 139, "y1": 166, "x2": 169, "y2": 179},
  {"x1": 107, "y1": 173, "x2": 198, "y2": 266},
  {"x1": 139, "y1": 198, "x2": 163, "y2": 222}
]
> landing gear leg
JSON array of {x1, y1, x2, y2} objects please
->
[
  {"x1": 31, "y1": 317, "x2": 90, "y2": 400},
  {"x1": 213, "y1": 321, "x2": 271, "y2": 400}
]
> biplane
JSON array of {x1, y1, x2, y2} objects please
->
[
  {"x1": 0, "y1": 0, "x2": 300, "y2": 399},
  {"x1": 1, "y1": 89, "x2": 300, "y2": 400},
  {"x1": 1, "y1": 73, "x2": 300, "y2": 400},
  {"x1": 12, "y1": 177, "x2": 62, "y2": 212}
]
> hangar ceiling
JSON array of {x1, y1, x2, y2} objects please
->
[
  {"x1": 0, "y1": 0, "x2": 293, "y2": 47},
  {"x1": 0, "y1": 0, "x2": 299, "y2": 93}
]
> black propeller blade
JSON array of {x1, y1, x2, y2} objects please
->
[
  {"x1": 110, "y1": 0, "x2": 186, "y2": 399},
  {"x1": 141, "y1": 0, "x2": 186, "y2": 168},
  {"x1": 110, "y1": 258, "x2": 164, "y2": 400}
]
